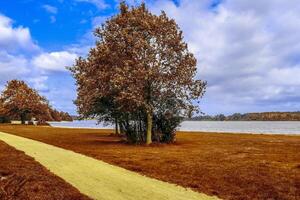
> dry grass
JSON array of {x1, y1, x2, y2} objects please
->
[
  {"x1": 0, "y1": 124, "x2": 299, "y2": 200},
  {"x1": 0, "y1": 131, "x2": 217, "y2": 200},
  {"x1": 0, "y1": 139, "x2": 91, "y2": 200}
]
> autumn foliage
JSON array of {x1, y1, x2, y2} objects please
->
[
  {"x1": 0, "y1": 80, "x2": 72, "y2": 124},
  {"x1": 70, "y1": 3, "x2": 206, "y2": 144}
]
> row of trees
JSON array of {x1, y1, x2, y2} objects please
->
[
  {"x1": 191, "y1": 114, "x2": 226, "y2": 121},
  {"x1": 192, "y1": 112, "x2": 300, "y2": 121},
  {"x1": 0, "y1": 80, "x2": 72, "y2": 124},
  {"x1": 241, "y1": 112, "x2": 300, "y2": 121},
  {"x1": 69, "y1": 3, "x2": 206, "y2": 144}
]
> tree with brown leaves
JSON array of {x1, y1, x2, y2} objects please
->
[
  {"x1": 59, "y1": 111, "x2": 73, "y2": 121},
  {"x1": 0, "y1": 98, "x2": 8, "y2": 123},
  {"x1": 0, "y1": 80, "x2": 51, "y2": 124},
  {"x1": 0, "y1": 98, "x2": 5, "y2": 115},
  {"x1": 50, "y1": 109, "x2": 62, "y2": 121},
  {"x1": 70, "y1": 2, "x2": 206, "y2": 144}
]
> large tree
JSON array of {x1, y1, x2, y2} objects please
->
[
  {"x1": 0, "y1": 80, "x2": 51, "y2": 124},
  {"x1": 70, "y1": 3, "x2": 206, "y2": 144}
]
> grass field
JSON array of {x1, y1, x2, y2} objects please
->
[
  {"x1": 0, "y1": 125, "x2": 299, "y2": 200},
  {"x1": 0, "y1": 140, "x2": 90, "y2": 200},
  {"x1": 0, "y1": 131, "x2": 217, "y2": 200}
]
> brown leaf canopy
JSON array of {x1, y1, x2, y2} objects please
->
[
  {"x1": 70, "y1": 2, "x2": 206, "y2": 117},
  {"x1": 0, "y1": 98, "x2": 5, "y2": 116},
  {"x1": 0, "y1": 80, "x2": 50, "y2": 119},
  {"x1": 0, "y1": 80, "x2": 72, "y2": 121}
]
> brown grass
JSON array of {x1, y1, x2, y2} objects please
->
[
  {"x1": 0, "y1": 124, "x2": 299, "y2": 200},
  {"x1": 0, "y1": 139, "x2": 91, "y2": 200}
]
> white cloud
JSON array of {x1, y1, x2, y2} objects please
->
[
  {"x1": 50, "y1": 16, "x2": 56, "y2": 23},
  {"x1": 32, "y1": 51, "x2": 77, "y2": 72},
  {"x1": 0, "y1": 51, "x2": 30, "y2": 85},
  {"x1": 149, "y1": 0, "x2": 300, "y2": 114},
  {"x1": 75, "y1": 0, "x2": 109, "y2": 9},
  {"x1": 0, "y1": 14, "x2": 41, "y2": 89},
  {"x1": 92, "y1": 16, "x2": 107, "y2": 27},
  {"x1": 0, "y1": 14, "x2": 39, "y2": 53},
  {"x1": 42, "y1": 5, "x2": 58, "y2": 23},
  {"x1": 0, "y1": 14, "x2": 77, "y2": 114},
  {"x1": 2, "y1": 1, "x2": 300, "y2": 115},
  {"x1": 28, "y1": 76, "x2": 49, "y2": 92},
  {"x1": 121, "y1": 0, "x2": 144, "y2": 6},
  {"x1": 42, "y1": 5, "x2": 58, "y2": 14}
]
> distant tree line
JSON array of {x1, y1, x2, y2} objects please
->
[
  {"x1": 190, "y1": 112, "x2": 300, "y2": 121},
  {"x1": 0, "y1": 80, "x2": 72, "y2": 124}
]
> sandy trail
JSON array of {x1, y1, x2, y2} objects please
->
[{"x1": 0, "y1": 131, "x2": 218, "y2": 200}]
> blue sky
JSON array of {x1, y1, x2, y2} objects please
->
[
  {"x1": 0, "y1": 0, "x2": 115, "y2": 49},
  {"x1": 0, "y1": 0, "x2": 300, "y2": 115}
]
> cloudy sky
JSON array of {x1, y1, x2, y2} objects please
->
[{"x1": 0, "y1": 0, "x2": 300, "y2": 115}]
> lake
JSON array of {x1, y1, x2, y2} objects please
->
[{"x1": 48, "y1": 120, "x2": 300, "y2": 135}]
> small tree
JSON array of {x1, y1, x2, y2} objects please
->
[
  {"x1": 50, "y1": 108, "x2": 62, "y2": 121},
  {"x1": 0, "y1": 80, "x2": 50, "y2": 124},
  {"x1": 59, "y1": 111, "x2": 73, "y2": 121},
  {"x1": 70, "y1": 3, "x2": 206, "y2": 144},
  {"x1": 0, "y1": 98, "x2": 5, "y2": 116},
  {"x1": 0, "y1": 98, "x2": 9, "y2": 123}
]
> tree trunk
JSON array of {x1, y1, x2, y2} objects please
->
[
  {"x1": 146, "y1": 110, "x2": 153, "y2": 145},
  {"x1": 115, "y1": 117, "x2": 119, "y2": 135},
  {"x1": 20, "y1": 113, "x2": 26, "y2": 124},
  {"x1": 119, "y1": 122, "x2": 123, "y2": 135}
]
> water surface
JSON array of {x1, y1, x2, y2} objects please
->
[{"x1": 49, "y1": 120, "x2": 300, "y2": 135}]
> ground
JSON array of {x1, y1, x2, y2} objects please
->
[
  {"x1": 0, "y1": 125, "x2": 299, "y2": 200},
  {"x1": 0, "y1": 140, "x2": 90, "y2": 200},
  {"x1": 0, "y1": 131, "x2": 216, "y2": 200}
]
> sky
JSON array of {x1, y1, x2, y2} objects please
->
[{"x1": 0, "y1": 0, "x2": 300, "y2": 116}]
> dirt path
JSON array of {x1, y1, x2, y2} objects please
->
[{"x1": 0, "y1": 131, "x2": 218, "y2": 200}]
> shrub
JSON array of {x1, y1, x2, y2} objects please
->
[
  {"x1": 0, "y1": 116, "x2": 10, "y2": 123},
  {"x1": 153, "y1": 113, "x2": 182, "y2": 143}
]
